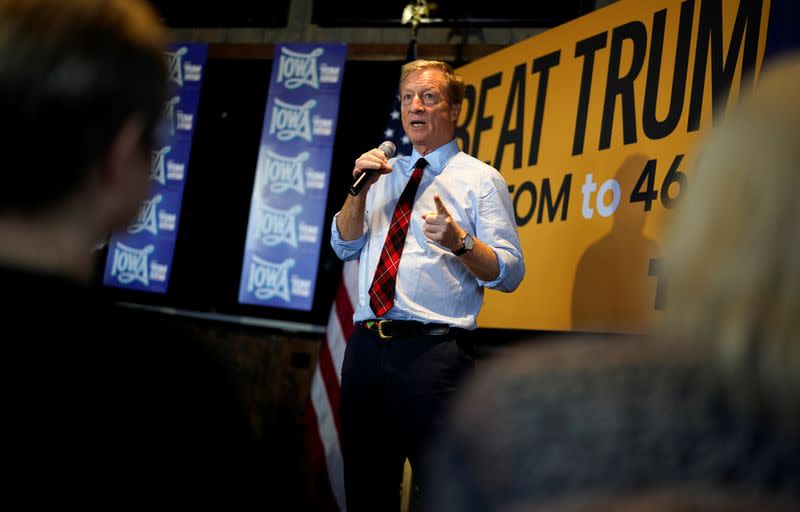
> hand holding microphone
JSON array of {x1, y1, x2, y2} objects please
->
[{"x1": 349, "y1": 140, "x2": 396, "y2": 196}]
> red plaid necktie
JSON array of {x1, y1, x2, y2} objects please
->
[{"x1": 368, "y1": 158, "x2": 427, "y2": 317}]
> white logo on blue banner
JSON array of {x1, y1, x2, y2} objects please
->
[
  {"x1": 277, "y1": 47, "x2": 323, "y2": 89},
  {"x1": 151, "y1": 146, "x2": 170, "y2": 185},
  {"x1": 167, "y1": 47, "x2": 188, "y2": 86},
  {"x1": 255, "y1": 203, "x2": 303, "y2": 248},
  {"x1": 259, "y1": 148, "x2": 308, "y2": 195},
  {"x1": 269, "y1": 97, "x2": 316, "y2": 142},
  {"x1": 246, "y1": 255, "x2": 295, "y2": 302},
  {"x1": 110, "y1": 242, "x2": 155, "y2": 286},
  {"x1": 162, "y1": 96, "x2": 180, "y2": 136},
  {"x1": 129, "y1": 194, "x2": 163, "y2": 235},
  {"x1": 239, "y1": 42, "x2": 347, "y2": 311},
  {"x1": 103, "y1": 42, "x2": 208, "y2": 294}
]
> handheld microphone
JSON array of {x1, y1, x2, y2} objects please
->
[{"x1": 348, "y1": 140, "x2": 397, "y2": 196}]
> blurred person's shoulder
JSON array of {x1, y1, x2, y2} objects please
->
[
  {"x1": 442, "y1": 333, "x2": 800, "y2": 500},
  {"x1": 466, "y1": 334, "x2": 697, "y2": 400}
]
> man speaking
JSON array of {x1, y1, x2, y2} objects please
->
[{"x1": 331, "y1": 59, "x2": 524, "y2": 510}]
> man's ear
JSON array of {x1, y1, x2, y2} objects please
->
[
  {"x1": 449, "y1": 102, "x2": 462, "y2": 123},
  {"x1": 94, "y1": 116, "x2": 150, "y2": 230}
]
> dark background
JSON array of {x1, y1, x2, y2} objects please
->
[
  {"x1": 144, "y1": 0, "x2": 592, "y2": 28},
  {"x1": 310, "y1": 0, "x2": 592, "y2": 27},
  {"x1": 146, "y1": 0, "x2": 291, "y2": 27}
]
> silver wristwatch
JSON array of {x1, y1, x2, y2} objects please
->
[{"x1": 453, "y1": 232, "x2": 474, "y2": 256}]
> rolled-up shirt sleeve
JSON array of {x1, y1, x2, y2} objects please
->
[
  {"x1": 330, "y1": 211, "x2": 369, "y2": 261},
  {"x1": 475, "y1": 175, "x2": 525, "y2": 292}
]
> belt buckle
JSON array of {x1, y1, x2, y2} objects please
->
[{"x1": 376, "y1": 320, "x2": 392, "y2": 340}]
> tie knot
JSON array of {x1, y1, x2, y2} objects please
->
[{"x1": 414, "y1": 158, "x2": 428, "y2": 171}]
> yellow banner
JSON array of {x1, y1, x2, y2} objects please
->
[{"x1": 457, "y1": 0, "x2": 771, "y2": 332}]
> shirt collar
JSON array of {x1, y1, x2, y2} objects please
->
[{"x1": 406, "y1": 139, "x2": 460, "y2": 176}]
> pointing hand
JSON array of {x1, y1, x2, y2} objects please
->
[{"x1": 422, "y1": 194, "x2": 464, "y2": 251}]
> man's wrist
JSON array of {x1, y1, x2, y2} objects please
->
[{"x1": 453, "y1": 231, "x2": 475, "y2": 256}]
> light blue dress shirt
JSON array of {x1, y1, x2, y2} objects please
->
[{"x1": 331, "y1": 139, "x2": 524, "y2": 329}]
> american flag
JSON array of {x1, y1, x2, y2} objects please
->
[
  {"x1": 305, "y1": 259, "x2": 356, "y2": 511},
  {"x1": 306, "y1": 41, "x2": 417, "y2": 511}
]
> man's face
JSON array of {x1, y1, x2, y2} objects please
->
[{"x1": 400, "y1": 68, "x2": 461, "y2": 155}]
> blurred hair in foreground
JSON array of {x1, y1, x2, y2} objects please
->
[{"x1": 661, "y1": 52, "x2": 800, "y2": 429}]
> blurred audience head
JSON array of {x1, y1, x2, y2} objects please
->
[
  {"x1": 0, "y1": 0, "x2": 167, "y2": 219},
  {"x1": 0, "y1": 0, "x2": 168, "y2": 281},
  {"x1": 661, "y1": 52, "x2": 800, "y2": 428}
]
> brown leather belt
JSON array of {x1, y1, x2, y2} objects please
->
[{"x1": 359, "y1": 319, "x2": 458, "y2": 340}]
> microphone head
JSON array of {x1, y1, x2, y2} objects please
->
[{"x1": 378, "y1": 140, "x2": 397, "y2": 158}]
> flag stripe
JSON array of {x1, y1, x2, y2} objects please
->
[
  {"x1": 311, "y1": 367, "x2": 346, "y2": 510},
  {"x1": 307, "y1": 378, "x2": 346, "y2": 510},
  {"x1": 327, "y1": 305, "x2": 347, "y2": 386},
  {"x1": 335, "y1": 274, "x2": 355, "y2": 340},
  {"x1": 307, "y1": 260, "x2": 359, "y2": 510},
  {"x1": 318, "y1": 331, "x2": 343, "y2": 444},
  {"x1": 304, "y1": 399, "x2": 343, "y2": 511}
]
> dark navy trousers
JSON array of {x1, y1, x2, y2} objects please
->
[{"x1": 340, "y1": 325, "x2": 473, "y2": 511}]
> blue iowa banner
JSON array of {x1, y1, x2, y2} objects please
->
[
  {"x1": 239, "y1": 43, "x2": 347, "y2": 311},
  {"x1": 103, "y1": 42, "x2": 208, "y2": 293}
]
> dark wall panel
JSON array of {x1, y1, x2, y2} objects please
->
[
  {"x1": 312, "y1": 0, "x2": 592, "y2": 27},
  {"x1": 147, "y1": 1, "x2": 290, "y2": 27}
]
